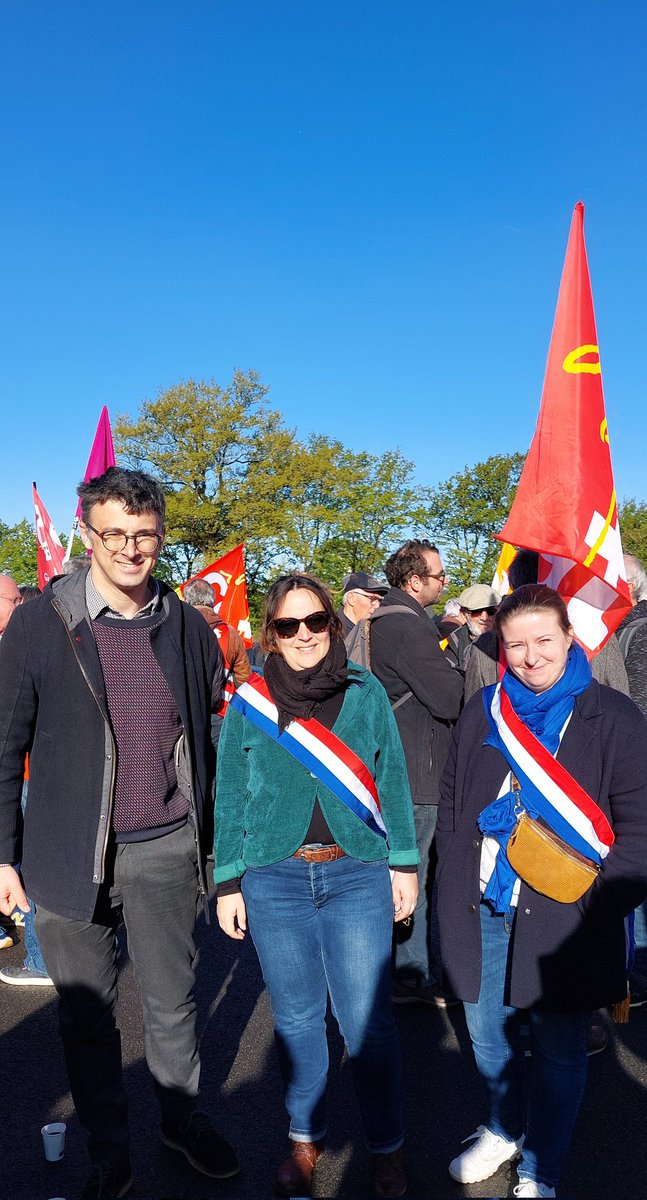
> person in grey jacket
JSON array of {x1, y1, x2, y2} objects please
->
[{"x1": 0, "y1": 468, "x2": 238, "y2": 1200}]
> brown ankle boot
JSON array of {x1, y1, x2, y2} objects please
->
[
  {"x1": 275, "y1": 1140, "x2": 325, "y2": 1197},
  {"x1": 371, "y1": 1145, "x2": 407, "y2": 1198}
]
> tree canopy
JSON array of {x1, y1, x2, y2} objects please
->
[
  {"x1": 425, "y1": 451, "x2": 525, "y2": 592},
  {"x1": 114, "y1": 372, "x2": 428, "y2": 610}
]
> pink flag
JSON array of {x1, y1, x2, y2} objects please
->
[
  {"x1": 33, "y1": 483, "x2": 65, "y2": 588},
  {"x1": 74, "y1": 407, "x2": 116, "y2": 518}
]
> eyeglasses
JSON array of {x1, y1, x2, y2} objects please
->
[
  {"x1": 464, "y1": 606, "x2": 498, "y2": 617},
  {"x1": 424, "y1": 570, "x2": 447, "y2": 582},
  {"x1": 85, "y1": 523, "x2": 163, "y2": 554},
  {"x1": 272, "y1": 611, "x2": 330, "y2": 639},
  {"x1": 0, "y1": 593, "x2": 22, "y2": 608}
]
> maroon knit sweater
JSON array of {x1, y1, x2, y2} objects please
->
[{"x1": 92, "y1": 613, "x2": 189, "y2": 840}]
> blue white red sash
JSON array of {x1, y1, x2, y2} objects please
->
[
  {"x1": 489, "y1": 682, "x2": 614, "y2": 863},
  {"x1": 229, "y1": 674, "x2": 387, "y2": 839}
]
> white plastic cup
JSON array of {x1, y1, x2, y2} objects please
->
[{"x1": 41, "y1": 1121, "x2": 66, "y2": 1161}]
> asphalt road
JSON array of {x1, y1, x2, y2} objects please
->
[{"x1": 2, "y1": 896, "x2": 646, "y2": 1200}]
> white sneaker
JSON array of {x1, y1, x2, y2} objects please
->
[
  {"x1": 449, "y1": 1125, "x2": 524, "y2": 1183},
  {"x1": 514, "y1": 1181, "x2": 556, "y2": 1197}
]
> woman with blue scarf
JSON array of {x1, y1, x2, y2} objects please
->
[{"x1": 436, "y1": 585, "x2": 647, "y2": 1198}]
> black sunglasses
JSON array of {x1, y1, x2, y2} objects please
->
[
  {"x1": 272, "y1": 611, "x2": 330, "y2": 639},
  {"x1": 465, "y1": 606, "x2": 498, "y2": 617}
]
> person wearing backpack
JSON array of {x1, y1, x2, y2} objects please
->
[{"x1": 370, "y1": 540, "x2": 464, "y2": 1007}]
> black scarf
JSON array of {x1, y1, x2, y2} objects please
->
[{"x1": 263, "y1": 636, "x2": 357, "y2": 733}]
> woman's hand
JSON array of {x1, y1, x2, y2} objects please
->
[
  {"x1": 391, "y1": 870, "x2": 418, "y2": 922},
  {"x1": 216, "y1": 892, "x2": 247, "y2": 940}
]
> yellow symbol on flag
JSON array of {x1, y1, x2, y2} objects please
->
[
  {"x1": 562, "y1": 344, "x2": 601, "y2": 374},
  {"x1": 600, "y1": 418, "x2": 609, "y2": 444}
]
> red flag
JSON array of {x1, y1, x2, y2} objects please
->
[
  {"x1": 33, "y1": 483, "x2": 65, "y2": 589},
  {"x1": 498, "y1": 202, "x2": 631, "y2": 655},
  {"x1": 74, "y1": 407, "x2": 116, "y2": 519},
  {"x1": 179, "y1": 544, "x2": 252, "y2": 646}
]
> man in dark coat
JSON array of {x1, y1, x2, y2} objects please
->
[
  {"x1": 0, "y1": 468, "x2": 239, "y2": 1200},
  {"x1": 370, "y1": 539, "x2": 464, "y2": 1005}
]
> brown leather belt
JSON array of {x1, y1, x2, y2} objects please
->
[{"x1": 293, "y1": 844, "x2": 346, "y2": 863}]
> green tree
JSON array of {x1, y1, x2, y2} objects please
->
[
  {"x1": 619, "y1": 499, "x2": 647, "y2": 567},
  {"x1": 280, "y1": 438, "x2": 429, "y2": 585},
  {"x1": 425, "y1": 451, "x2": 525, "y2": 591},
  {"x1": 114, "y1": 372, "x2": 299, "y2": 601},
  {"x1": 0, "y1": 519, "x2": 38, "y2": 584}
]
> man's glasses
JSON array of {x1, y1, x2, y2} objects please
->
[
  {"x1": 425, "y1": 570, "x2": 447, "y2": 582},
  {"x1": 272, "y1": 612, "x2": 330, "y2": 639},
  {"x1": 85, "y1": 523, "x2": 163, "y2": 554},
  {"x1": 464, "y1": 606, "x2": 498, "y2": 617}
]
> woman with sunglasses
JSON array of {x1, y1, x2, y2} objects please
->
[{"x1": 214, "y1": 572, "x2": 418, "y2": 1199}]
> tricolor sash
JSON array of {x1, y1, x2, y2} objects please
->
[
  {"x1": 487, "y1": 681, "x2": 614, "y2": 864},
  {"x1": 229, "y1": 674, "x2": 387, "y2": 839}
]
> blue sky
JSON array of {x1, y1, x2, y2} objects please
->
[{"x1": 1, "y1": 2, "x2": 645, "y2": 538}]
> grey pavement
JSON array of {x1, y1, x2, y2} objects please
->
[{"x1": 1, "y1": 898, "x2": 646, "y2": 1200}]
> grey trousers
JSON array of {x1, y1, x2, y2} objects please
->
[{"x1": 36, "y1": 822, "x2": 202, "y2": 1165}]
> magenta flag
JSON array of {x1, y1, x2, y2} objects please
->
[{"x1": 74, "y1": 407, "x2": 117, "y2": 518}]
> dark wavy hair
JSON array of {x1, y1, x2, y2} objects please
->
[
  {"x1": 77, "y1": 467, "x2": 166, "y2": 526},
  {"x1": 384, "y1": 539, "x2": 439, "y2": 589},
  {"x1": 493, "y1": 584, "x2": 572, "y2": 638},
  {"x1": 260, "y1": 572, "x2": 343, "y2": 653}
]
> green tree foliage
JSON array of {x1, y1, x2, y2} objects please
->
[
  {"x1": 114, "y1": 374, "x2": 428, "y2": 610},
  {"x1": 282, "y1": 437, "x2": 428, "y2": 585},
  {"x1": 0, "y1": 519, "x2": 39, "y2": 585},
  {"x1": 114, "y1": 372, "x2": 298, "y2": 593},
  {"x1": 425, "y1": 451, "x2": 525, "y2": 591},
  {"x1": 619, "y1": 499, "x2": 647, "y2": 567}
]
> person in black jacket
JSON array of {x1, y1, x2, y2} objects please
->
[
  {"x1": 0, "y1": 468, "x2": 239, "y2": 1200},
  {"x1": 370, "y1": 539, "x2": 464, "y2": 1006},
  {"x1": 437, "y1": 585, "x2": 647, "y2": 1197}
]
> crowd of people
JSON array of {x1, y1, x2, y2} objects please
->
[{"x1": 1, "y1": 465, "x2": 647, "y2": 1200}]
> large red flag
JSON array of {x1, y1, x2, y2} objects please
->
[
  {"x1": 498, "y1": 202, "x2": 631, "y2": 655},
  {"x1": 179, "y1": 544, "x2": 252, "y2": 646},
  {"x1": 32, "y1": 483, "x2": 65, "y2": 588}
]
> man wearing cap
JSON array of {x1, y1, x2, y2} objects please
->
[
  {"x1": 338, "y1": 571, "x2": 388, "y2": 638},
  {"x1": 448, "y1": 584, "x2": 500, "y2": 674}
]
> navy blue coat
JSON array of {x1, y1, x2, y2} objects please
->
[{"x1": 436, "y1": 681, "x2": 647, "y2": 1011}]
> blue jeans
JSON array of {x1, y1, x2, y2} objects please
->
[
  {"x1": 632, "y1": 900, "x2": 647, "y2": 977},
  {"x1": 242, "y1": 855, "x2": 404, "y2": 1153},
  {"x1": 19, "y1": 780, "x2": 48, "y2": 975},
  {"x1": 393, "y1": 803, "x2": 438, "y2": 986},
  {"x1": 463, "y1": 902, "x2": 589, "y2": 1188}
]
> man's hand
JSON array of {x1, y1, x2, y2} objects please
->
[
  {"x1": 216, "y1": 892, "x2": 247, "y2": 940},
  {"x1": 392, "y1": 870, "x2": 418, "y2": 923},
  {"x1": 0, "y1": 865, "x2": 29, "y2": 917}
]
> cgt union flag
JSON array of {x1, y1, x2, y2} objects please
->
[
  {"x1": 179, "y1": 544, "x2": 252, "y2": 647},
  {"x1": 33, "y1": 483, "x2": 65, "y2": 588},
  {"x1": 498, "y1": 202, "x2": 631, "y2": 656}
]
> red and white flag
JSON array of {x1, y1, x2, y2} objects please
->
[
  {"x1": 32, "y1": 483, "x2": 65, "y2": 589},
  {"x1": 498, "y1": 202, "x2": 631, "y2": 656},
  {"x1": 178, "y1": 544, "x2": 252, "y2": 646}
]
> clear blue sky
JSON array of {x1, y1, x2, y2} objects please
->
[{"x1": 1, "y1": 1, "x2": 645, "y2": 537}]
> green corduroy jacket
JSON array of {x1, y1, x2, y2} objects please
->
[{"x1": 214, "y1": 666, "x2": 418, "y2": 884}]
